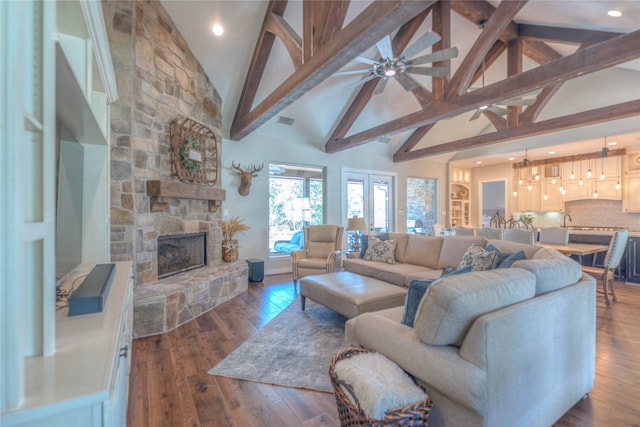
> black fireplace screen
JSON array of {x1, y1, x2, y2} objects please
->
[{"x1": 157, "y1": 232, "x2": 207, "y2": 279}]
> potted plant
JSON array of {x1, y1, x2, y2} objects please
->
[{"x1": 221, "y1": 216, "x2": 250, "y2": 262}]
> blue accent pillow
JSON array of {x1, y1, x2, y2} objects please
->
[
  {"x1": 485, "y1": 244, "x2": 526, "y2": 268},
  {"x1": 401, "y1": 265, "x2": 473, "y2": 327},
  {"x1": 401, "y1": 279, "x2": 434, "y2": 326},
  {"x1": 441, "y1": 265, "x2": 473, "y2": 277}
]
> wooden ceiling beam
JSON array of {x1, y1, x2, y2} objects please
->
[
  {"x1": 231, "y1": 0, "x2": 435, "y2": 140},
  {"x1": 469, "y1": 41, "x2": 506, "y2": 86},
  {"x1": 506, "y1": 38, "x2": 522, "y2": 128},
  {"x1": 393, "y1": 99, "x2": 640, "y2": 161},
  {"x1": 395, "y1": 124, "x2": 437, "y2": 156},
  {"x1": 265, "y1": 13, "x2": 302, "y2": 69},
  {"x1": 512, "y1": 148, "x2": 627, "y2": 169},
  {"x1": 518, "y1": 24, "x2": 622, "y2": 45},
  {"x1": 432, "y1": 1, "x2": 451, "y2": 103},
  {"x1": 325, "y1": 7, "x2": 431, "y2": 146},
  {"x1": 446, "y1": 0, "x2": 528, "y2": 97},
  {"x1": 305, "y1": 0, "x2": 350, "y2": 58},
  {"x1": 484, "y1": 109, "x2": 506, "y2": 131},
  {"x1": 327, "y1": 29, "x2": 640, "y2": 153},
  {"x1": 232, "y1": 1, "x2": 288, "y2": 125}
]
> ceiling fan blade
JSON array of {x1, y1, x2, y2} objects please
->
[
  {"x1": 407, "y1": 66, "x2": 449, "y2": 78},
  {"x1": 373, "y1": 77, "x2": 388, "y2": 95},
  {"x1": 376, "y1": 35, "x2": 394, "y2": 59},
  {"x1": 402, "y1": 31, "x2": 441, "y2": 59},
  {"x1": 354, "y1": 56, "x2": 378, "y2": 66},
  {"x1": 489, "y1": 105, "x2": 510, "y2": 116},
  {"x1": 395, "y1": 73, "x2": 418, "y2": 92},
  {"x1": 333, "y1": 69, "x2": 372, "y2": 76},
  {"x1": 408, "y1": 47, "x2": 459, "y2": 65},
  {"x1": 469, "y1": 109, "x2": 483, "y2": 121},
  {"x1": 498, "y1": 98, "x2": 536, "y2": 106},
  {"x1": 344, "y1": 74, "x2": 378, "y2": 89}
]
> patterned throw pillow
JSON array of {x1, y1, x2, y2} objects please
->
[
  {"x1": 457, "y1": 243, "x2": 498, "y2": 271},
  {"x1": 363, "y1": 236, "x2": 397, "y2": 264}
]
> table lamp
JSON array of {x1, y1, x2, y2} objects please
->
[{"x1": 347, "y1": 217, "x2": 367, "y2": 253}]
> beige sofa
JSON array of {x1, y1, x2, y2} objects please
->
[
  {"x1": 345, "y1": 236, "x2": 596, "y2": 427},
  {"x1": 343, "y1": 233, "x2": 540, "y2": 287}
]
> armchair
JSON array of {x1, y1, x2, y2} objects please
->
[{"x1": 291, "y1": 225, "x2": 343, "y2": 286}]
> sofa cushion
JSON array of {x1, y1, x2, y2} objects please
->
[
  {"x1": 401, "y1": 265, "x2": 473, "y2": 327},
  {"x1": 513, "y1": 248, "x2": 583, "y2": 295},
  {"x1": 457, "y1": 243, "x2": 498, "y2": 271},
  {"x1": 402, "y1": 235, "x2": 443, "y2": 269},
  {"x1": 360, "y1": 233, "x2": 388, "y2": 259},
  {"x1": 364, "y1": 236, "x2": 397, "y2": 264},
  {"x1": 437, "y1": 236, "x2": 488, "y2": 269},
  {"x1": 414, "y1": 269, "x2": 536, "y2": 346}
]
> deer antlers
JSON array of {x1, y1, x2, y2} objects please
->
[{"x1": 232, "y1": 162, "x2": 264, "y2": 196}]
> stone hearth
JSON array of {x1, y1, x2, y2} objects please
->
[{"x1": 133, "y1": 261, "x2": 247, "y2": 338}]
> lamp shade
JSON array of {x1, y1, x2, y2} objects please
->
[{"x1": 347, "y1": 217, "x2": 367, "y2": 232}]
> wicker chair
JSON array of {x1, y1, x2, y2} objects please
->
[
  {"x1": 582, "y1": 229, "x2": 628, "y2": 305},
  {"x1": 291, "y1": 225, "x2": 343, "y2": 287}
]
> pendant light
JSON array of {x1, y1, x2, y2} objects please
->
[
  {"x1": 593, "y1": 180, "x2": 599, "y2": 199},
  {"x1": 578, "y1": 162, "x2": 584, "y2": 186},
  {"x1": 586, "y1": 159, "x2": 592, "y2": 178},
  {"x1": 600, "y1": 158, "x2": 605, "y2": 180},
  {"x1": 570, "y1": 160, "x2": 575, "y2": 180},
  {"x1": 551, "y1": 177, "x2": 557, "y2": 185},
  {"x1": 616, "y1": 180, "x2": 621, "y2": 191}
]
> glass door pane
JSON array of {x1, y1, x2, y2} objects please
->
[{"x1": 371, "y1": 175, "x2": 392, "y2": 233}]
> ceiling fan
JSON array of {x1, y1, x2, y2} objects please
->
[{"x1": 335, "y1": 31, "x2": 459, "y2": 94}]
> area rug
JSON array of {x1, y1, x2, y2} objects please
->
[{"x1": 208, "y1": 297, "x2": 347, "y2": 392}]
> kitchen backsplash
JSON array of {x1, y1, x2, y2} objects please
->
[{"x1": 527, "y1": 200, "x2": 640, "y2": 230}]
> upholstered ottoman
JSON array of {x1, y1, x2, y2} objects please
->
[{"x1": 300, "y1": 271, "x2": 407, "y2": 318}]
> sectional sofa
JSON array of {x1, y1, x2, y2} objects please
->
[{"x1": 343, "y1": 233, "x2": 596, "y2": 427}]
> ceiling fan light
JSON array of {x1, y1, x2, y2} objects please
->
[
  {"x1": 384, "y1": 68, "x2": 396, "y2": 77},
  {"x1": 479, "y1": 105, "x2": 489, "y2": 110}
]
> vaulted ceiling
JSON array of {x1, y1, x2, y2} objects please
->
[{"x1": 162, "y1": 0, "x2": 640, "y2": 165}]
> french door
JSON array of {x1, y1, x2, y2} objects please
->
[{"x1": 343, "y1": 170, "x2": 395, "y2": 234}]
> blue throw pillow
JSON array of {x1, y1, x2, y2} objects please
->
[
  {"x1": 401, "y1": 279, "x2": 434, "y2": 327},
  {"x1": 485, "y1": 244, "x2": 526, "y2": 268},
  {"x1": 441, "y1": 265, "x2": 473, "y2": 277},
  {"x1": 498, "y1": 250, "x2": 526, "y2": 268}
]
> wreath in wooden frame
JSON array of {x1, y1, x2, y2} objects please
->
[{"x1": 180, "y1": 136, "x2": 203, "y2": 173}]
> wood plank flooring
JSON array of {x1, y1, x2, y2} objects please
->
[{"x1": 127, "y1": 275, "x2": 640, "y2": 426}]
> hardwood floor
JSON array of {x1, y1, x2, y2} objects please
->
[{"x1": 127, "y1": 275, "x2": 640, "y2": 427}]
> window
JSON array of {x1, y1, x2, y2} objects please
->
[
  {"x1": 406, "y1": 177, "x2": 439, "y2": 234},
  {"x1": 269, "y1": 163, "x2": 324, "y2": 256}
]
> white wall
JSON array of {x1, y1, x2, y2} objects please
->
[
  {"x1": 469, "y1": 163, "x2": 514, "y2": 227},
  {"x1": 220, "y1": 131, "x2": 446, "y2": 275}
]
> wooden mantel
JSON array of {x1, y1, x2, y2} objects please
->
[{"x1": 146, "y1": 180, "x2": 226, "y2": 212}]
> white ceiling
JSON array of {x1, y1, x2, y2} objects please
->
[{"x1": 160, "y1": 0, "x2": 640, "y2": 167}]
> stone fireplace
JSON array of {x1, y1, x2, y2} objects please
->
[{"x1": 103, "y1": 1, "x2": 248, "y2": 339}]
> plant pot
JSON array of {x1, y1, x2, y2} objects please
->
[{"x1": 222, "y1": 239, "x2": 238, "y2": 262}]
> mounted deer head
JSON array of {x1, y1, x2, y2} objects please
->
[{"x1": 232, "y1": 161, "x2": 264, "y2": 196}]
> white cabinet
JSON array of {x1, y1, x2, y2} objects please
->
[
  {"x1": 2, "y1": 262, "x2": 133, "y2": 427},
  {"x1": 623, "y1": 171, "x2": 640, "y2": 212},
  {"x1": 516, "y1": 181, "x2": 540, "y2": 212},
  {"x1": 450, "y1": 168, "x2": 471, "y2": 227},
  {"x1": 540, "y1": 179, "x2": 564, "y2": 212}
]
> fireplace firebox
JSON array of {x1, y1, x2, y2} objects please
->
[{"x1": 157, "y1": 232, "x2": 207, "y2": 279}]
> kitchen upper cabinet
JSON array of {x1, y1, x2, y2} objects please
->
[
  {"x1": 623, "y1": 171, "x2": 640, "y2": 212},
  {"x1": 516, "y1": 181, "x2": 540, "y2": 212},
  {"x1": 540, "y1": 179, "x2": 564, "y2": 212},
  {"x1": 562, "y1": 157, "x2": 622, "y2": 201},
  {"x1": 623, "y1": 152, "x2": 640, "y2": 212}
]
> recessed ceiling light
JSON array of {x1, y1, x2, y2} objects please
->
[
  {"x1": 608, "y1": 10, "x2": 622, "y2": 17},
  {"x1": 548, "y1": 151, "x2": 556, "y2": 154},
  {"x1": 476, "y1": 161, "x2": 482, "y2": 164},
  {"x1": 607, "y1": 141, "x2": 618, "y2": 146},
  {"x1": 212, "y1": 24, "x2": 224, "y2": 36},
  {"x1": 508, "y1": 157, "x2": 515, "y2": 161}
]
